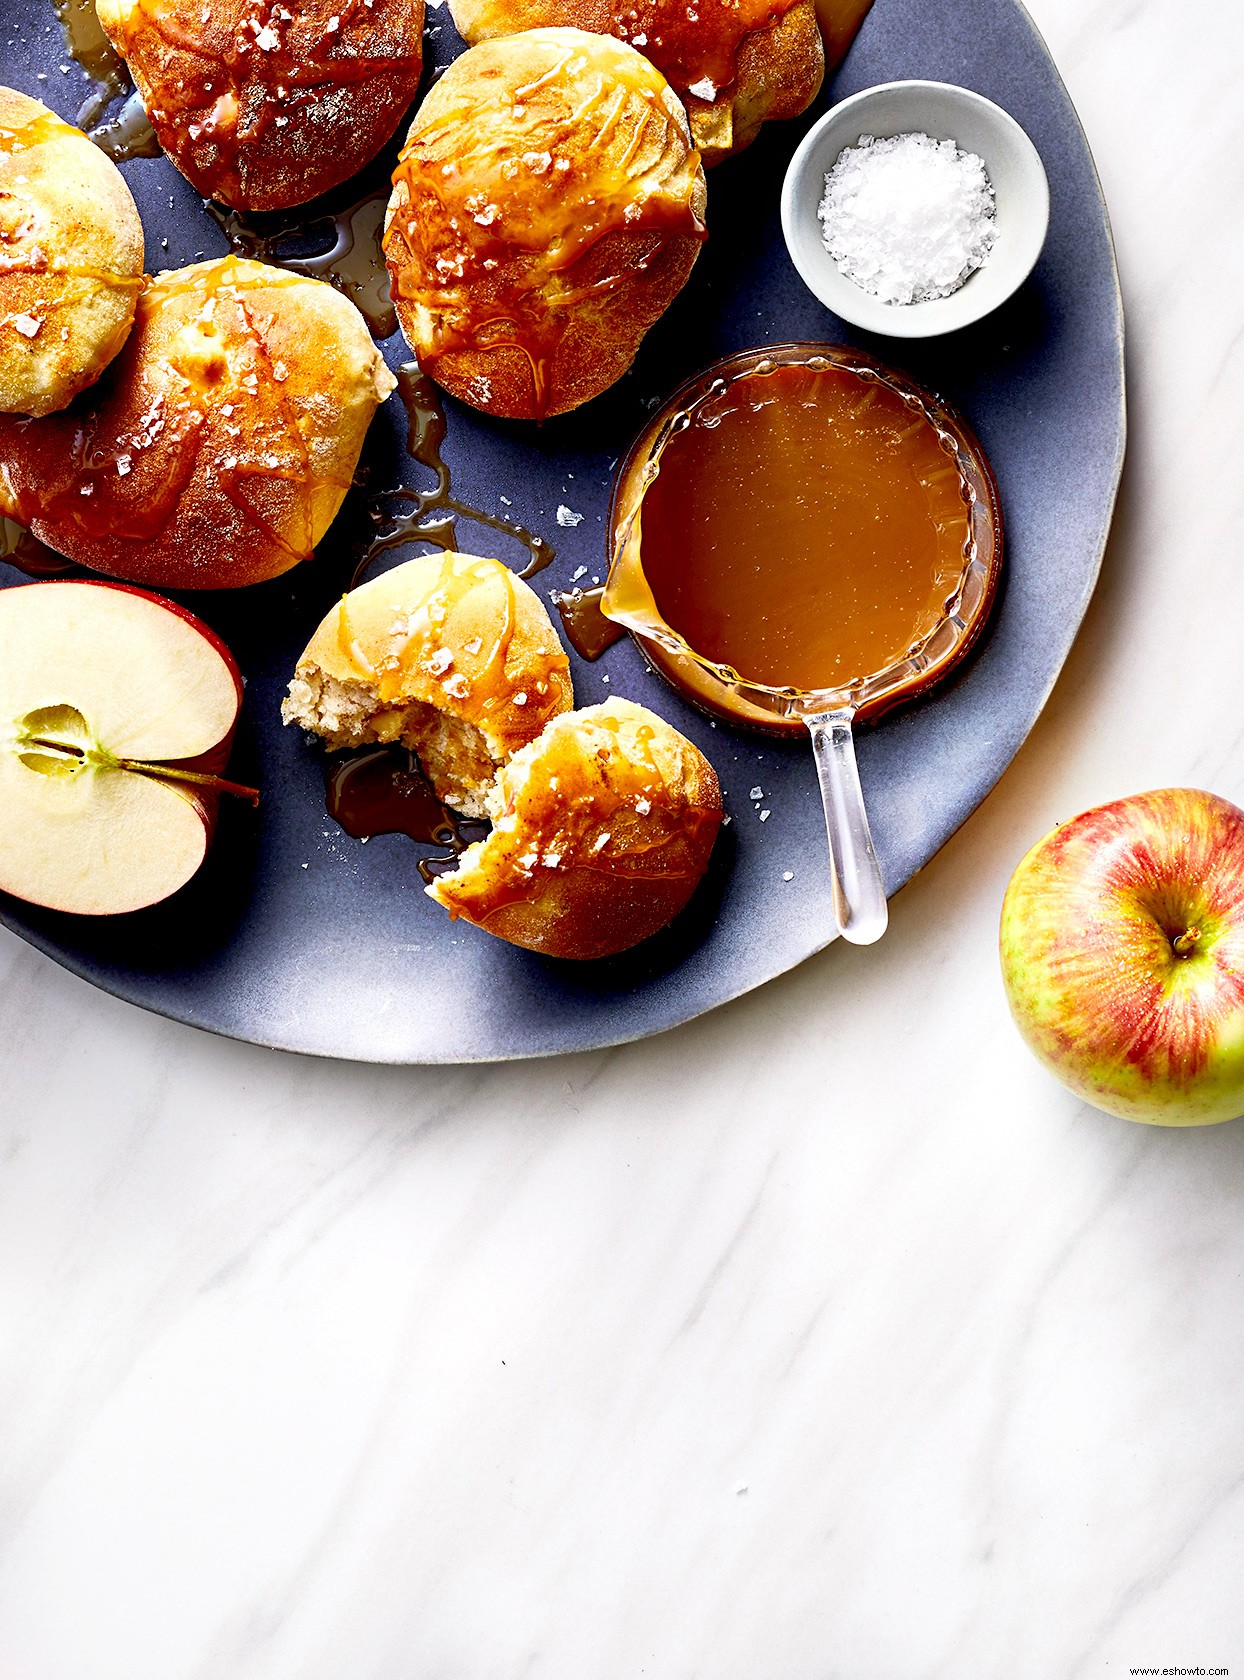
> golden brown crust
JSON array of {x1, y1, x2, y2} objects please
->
[
  {"x1": 427, "y1": 697, "x2": 722, "y2": 960},
  {"x1": 0, "y1": 256, "x2": 396, "y2": 590},
  {"x1": 446, "y1": 0, "x2": 823, "y2": 165},
  {"x1": 384, "y1": 28, "x2": 708, "y2": 420},
  {"x1": 289, "y1": 550, "x2": 574, "y2": 766},
  {"x1": 0, "y1": 87, "x2": 144, "y2": 417},
  {"x1": 96, "y1": 0, "x2": 424, "y2": 210},
  {"x1": 688, "y1": 0, "x2": 823, "y2": 163}
]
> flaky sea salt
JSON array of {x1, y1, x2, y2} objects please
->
[{"x1": 818, "y1": 131, "x2": 997, "y2": 306}]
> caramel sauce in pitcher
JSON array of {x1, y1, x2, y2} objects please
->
[{"x1": 624, "y1": 358, "x2": 974, "y2": 693}]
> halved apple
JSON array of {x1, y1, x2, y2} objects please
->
[{"x1": 0, "y1": 580, "x2": 254, "y2": 914}]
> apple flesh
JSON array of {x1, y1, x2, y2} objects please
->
[
  {"x1": 0, "y1": 580, "x2": 252, "y2": 914},
  {"x1": 1000, "y1": 788, "x2": 1244, "y2": 1127}
]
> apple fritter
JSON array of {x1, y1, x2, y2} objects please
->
[
  {"x1": 0, "y1": 86, "x2": 144, "y2": 417},
  {"x1": 0, "y1": 256, "x2": 396, "y2": 590},
  {"x1": 426, "y1": 698, "x2": 722, "y2": 959},
  {"x1": 447, "y1": 0, "x2": 824, "y2": 164},
  {"x1": 384, "y1": 28, "x2": 707, "y2": 421},
  {"x1": 95, "y1": 0, "x2": 425, "y2": 210}
]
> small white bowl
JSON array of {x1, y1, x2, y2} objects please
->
[{"x1": 781, "y1": 80, "x2": 1050, "y2": 338}]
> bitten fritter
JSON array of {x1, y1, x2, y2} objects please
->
[
  {"x1": 283, "y1": 551, "x2": 574, "y2": 817},
  {"x1": 427, "y1": 698, "x2": 722, "y2": 958}
]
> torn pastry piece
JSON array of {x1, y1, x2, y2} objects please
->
[
  {"x1": 95, "y1": 0, "x2": 425, "y2": 211},
  {"x1": 282, "y1": 551, "x2": 574, "y2": 817},
  {"x1": 384, "y1": 28, "x2": 708, "y2": 420},
  {"x1": 0, "y1": 256, "x2": 395, "y2": 590},
  {"x1": 427, "y1": 697, "x2": 722, "y2": 959},
  {"x1": 446, "y1": 0, "x2": 823, "y2": 166},
  {"x1": 0, "y1": 87, "x2": 144, "y2": 417}
]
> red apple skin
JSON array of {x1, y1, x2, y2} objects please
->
[{"x1": 1000, "y1": 789, "x2": 1244, "y2": 1127}]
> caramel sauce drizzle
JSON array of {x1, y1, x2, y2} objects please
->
[
  {"x1": 459, "y1": 713, "x2": 718, "y2": 930},
  {"x1": 0, "y1": 109, "x2": 146, "y2": 330},
  {"x1": 352, "y1": 364, "x2": 557, "y2": 588},
  {"x1": 49, "y1": 0, "x2": 160, "y2": 160},
  {"x1": 205, "y1": 187, "x2": 397, "y2": 341},
  {"x1": 384, "y1": 38, "x2": 706, "y2": 418},
  {"x1": 530, "y1": 0, "x2": 802, "y2": 97},
  {"x1": 89, "y1": 88, "x2": 161, "y2": 162},
  {"x1": 551, "y1": 584, "x2": 624, "y2": 661},
  {"x1": 0, "y1": 109, "x2": 78, "y2": 154}
]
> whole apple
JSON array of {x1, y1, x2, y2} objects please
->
[{"x1": 1000, "y1": 789, "x2": 1244, "y2": 1126}]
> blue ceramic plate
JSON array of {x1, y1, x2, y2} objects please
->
[{"x1": 0, "y1": 0, "x2": 1124, "y2": 1062}]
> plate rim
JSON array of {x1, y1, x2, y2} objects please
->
[{"x1": 0, "y1": 0, "x2": 1127, "y2": 1064}]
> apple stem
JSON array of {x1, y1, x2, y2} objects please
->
[
  {"x1": 1173, "y1": 927, "x2": 1201, "y2": 956},
  {"x1": 119, "y1": 760, "x2": 262, "y2": 807},
  {"x1": 21, "y1": 737, "x2": 260, "y2": 807}
]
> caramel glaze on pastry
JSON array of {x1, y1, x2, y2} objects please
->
[
  {"x1": 95, "y1": 0, "x2": 425, "y2": 210},
  {"x1": 0, "y1": 88, "x2": 144, "y2": 417},
  {"x1": 0, "y1": 256, "x2": 396, "y2": 590},
  {"x1": 283, "y1": 551, "x2": 574, "y2": 817},
  {"x1": 427, "y1": 697, "x2": 722, "y2": 959},
  {"x1": 384, "y1": 28, "x2": 708, "y2": 420},
  {"x1": 447, "y1": 0, "x2": 823, "y2": 165}
]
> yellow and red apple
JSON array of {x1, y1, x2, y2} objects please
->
[
  {"x1": 1000, "y1": 788, "x2": 1244, "y2": 1126},
  {"x1": 0, "y1": 579, "x2": 255, "y2": 914}
]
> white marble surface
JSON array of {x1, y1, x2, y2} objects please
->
[{"x1": 3, "y1": 2, "x2": 1244, "y2": 1675}]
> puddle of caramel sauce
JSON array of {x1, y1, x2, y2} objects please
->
[
  {"x1": 89, "y1": 87, "x2": 160, "y2": 162},
  {"x1": 352, "y1": 364, "x2": 557, "y2": 588},
  {"x1": 51, "y1": 0, "x2": 161, "y2": 158},
  {"x1": 626, "y1": 360, "x2": 973, "y2": 693},
  {"x1": 206, "y1": 188, "x2": 397, "y2": 342},
  {"x1": 1, "y1": 517, "x2": 75, "y2": 577},
  {"x1": 552, "y1": 585, "x2": 624, "y2": 661},
  {"x1": 53, "y1": 0, "x2": 131, "y2": 128},
  {"x1": 325, "y1": 744, "x2": 488, "y2": 884}
]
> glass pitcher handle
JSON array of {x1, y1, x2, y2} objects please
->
[{"x1": 804, "y1": 709, "x2": 888, "y2": 946}]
